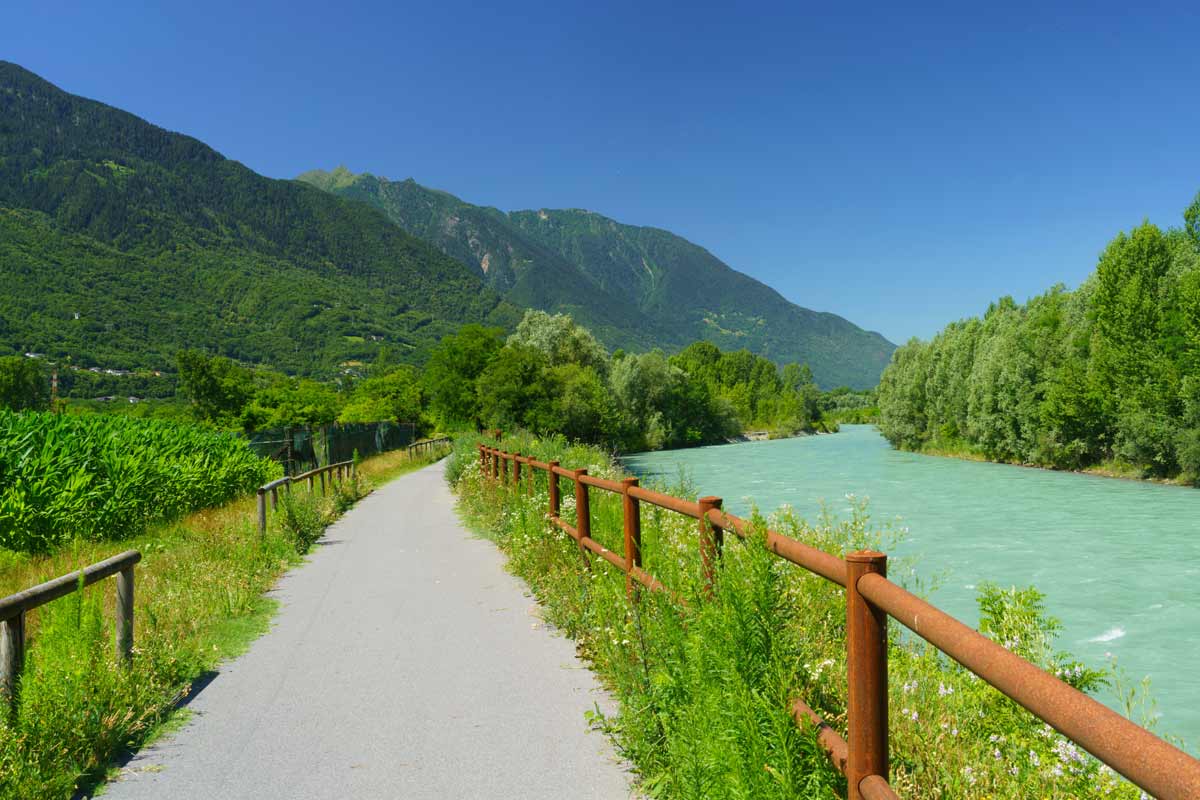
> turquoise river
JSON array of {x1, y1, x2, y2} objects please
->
[{"x1": 623, "y1": 424, "x2": 1200, "y2": 750}]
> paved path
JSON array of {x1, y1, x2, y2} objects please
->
[{"x1": 104, "y1": 462, "x2": 631, "y2": 799}]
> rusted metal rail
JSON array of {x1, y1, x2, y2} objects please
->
[
  {"x1": 1, "y1": 550, "x2": 141, "y2": 705},
  {"x1": 256, "y1": 459, "x2": 355, "y2": 535},
  {"x1": 477, "y1": 442, "x2": 1200, "y2": 799}
]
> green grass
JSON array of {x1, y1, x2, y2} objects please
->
[
  {"x1": 0, "y1": 443, "x2": 448, "y2": 799},
  {"x1": 450, "y1": 432, "x2": 1159, "y2": 799}
]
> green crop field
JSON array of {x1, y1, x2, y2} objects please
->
[{"x1": 0, "y1": 411, "x2": 280, "y2": 553}]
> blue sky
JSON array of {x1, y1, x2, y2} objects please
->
[{"x1": 5, "y1": 1, "x2": 1197, "y2": 343}]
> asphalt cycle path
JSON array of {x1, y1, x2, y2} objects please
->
[{"x1": 103, "y1": 461, "x2": 632, "y2": 799}]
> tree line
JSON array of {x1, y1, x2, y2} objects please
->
[
  {"x1": 878, "y1": 192, "x2": 1200, "y2": 483},
  {"x1": 2, "y1": 310, "x2": 856, "y2": 452}
]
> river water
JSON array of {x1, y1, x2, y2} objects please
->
[{"x1": 623, "y1": 424, "x2": 1200, "y2": 748}]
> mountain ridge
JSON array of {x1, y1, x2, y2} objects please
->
[
  {"x1": 0, "y1": 62, "x2": 519, "y2": 374},
  {"x1": 299, "y1": 166, "x2": 895, "y2": 388}
]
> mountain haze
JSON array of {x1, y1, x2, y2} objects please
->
[
  {"x1": 0, "y1": 62, "x2": 518, "y2": 374},
  {"x1": 299, "y1": 168, "x2": 895, "y2": 388}
]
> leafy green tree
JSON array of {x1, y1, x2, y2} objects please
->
[
  {"x1": 507, "y1": 310, "x2": 610, "y2": 375},
  {"x1": 1185, "y1": 191, "x2": 1200, "y2": 251},
  {"x1": 475, "y1": 345, "x2": 554, "y2": 433},
  {"x1": 0, "y1": 356, "x2": 49, "y2": 411},
  {"x1": 239, "y1": 379, "x2": 341, "y2": 430},
  {"x1": 422, "y1": 325, "x2": 504, "y2": 428},
  {"x1": 176, "y1": 350, "x2": 252, "y2": 425},
  {"x1": 339, "y1": 366, "x2": 422, "y2": 423}
]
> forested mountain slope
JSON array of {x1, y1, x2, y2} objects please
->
[
  {"x1": 299, "y1": 168, "x2": 896, "y2": 388},
  {"x1": 0, "y1": 62, "x2": 518, "y2": 373},
  {"x1": 877, "y1": 194, "x2": 1200, "y2": 483}
]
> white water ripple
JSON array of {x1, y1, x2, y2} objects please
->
[{"x1": 1089, "y1": 627, "x2": 1127, "y2": 643}]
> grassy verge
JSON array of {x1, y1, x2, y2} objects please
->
[
  {"x1": 451, "y1": 432, "x2": 1158, "y2": 799},
  {"x1": 0, "y1": 444, "x2": 447, "y2": 800}
]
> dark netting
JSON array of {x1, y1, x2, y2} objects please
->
[{"x1": 244, "y1": 421, "x2": 418, "y2": 475}]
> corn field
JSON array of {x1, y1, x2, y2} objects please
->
[{"x1": 0, "y1": 410, "x2": 280, "y2": 552}]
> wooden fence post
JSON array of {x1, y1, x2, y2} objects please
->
[
  {"x1": 548, "y1": 461, "x2": 560, "y2": 517},
  {"x1": 257, "y1": 489, "x2": 267, "y2": 536},
  {"x1": 622, "y1": 477, "x2": 642, "y2": 600},
  {"x1": 527, "y1": 457, "x2": 535, "y2": 498},
  {"x1": 574, "y1": 469, "x2": 591, "y2": 568},
  {"x1": 270, "y1": 486, "x2": 279, "y2": 510},
  {"x1": 698, "y1": 496, "x2": 723, "y2": 596},
  {"x1": 846, "y1": 550, "x2": 889, "y2": 800},
  {"x1": 513, "y1": 453, "x2": 522, "y2": 488},
  {"x1": 1, "y1": 612, "x2": 24, "y2": 704},
  {"x1": 116, "y1": 565, "x2": 134, "y2": 664}
]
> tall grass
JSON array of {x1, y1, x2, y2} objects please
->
[
  {"x1": 0, "y1": 410, "x2": 280, "y2": 552},
  {"x1": 451, "y1": 433, "x2": 1158, "y2": 799}
]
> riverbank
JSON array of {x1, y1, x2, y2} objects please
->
[
  {"x1": 452, "y1": 432, "x2": 1154, "y2": 798},
  {"x1": 913, "y1": 437, "x2": 1197, "y2": 488}
]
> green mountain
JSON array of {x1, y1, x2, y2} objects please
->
[
  {"x1": 0, "y1": 62, "x2": 518, "y2": 374},
  {"x1": 299, "y1": 167, "x2": 895, "y2": 388}
]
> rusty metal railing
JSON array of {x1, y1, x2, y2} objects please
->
[
  {"x1": 478, "y1": 443, "x2": 1200, "y2": 799},
  {"x1": 1, "y1": 550, "x2": 141, "y2": 707}
]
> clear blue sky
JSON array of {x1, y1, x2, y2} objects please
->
[{"x1": 5, "y1": 1, "x2": 1198, "y2": 343}]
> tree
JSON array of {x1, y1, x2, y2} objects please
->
[
  {"x1": 176, "y1": 350, "x2": 252, "y2": 425},
  {"x1": 339, "y1": 366, "x2": 422, "y2": 424},
  {"x1": 421, "y1": 325, "x2": 504, "y2": 428},
  {"x1": 0, "y1": 356, "x2": 49, "y2": 411},
  {"x1": 1185, "y1": 191, "x2": 1200, "y2": 251},
  {"x1": 239, "y1": 379, "x2": 341, "y2": 430},
  {"x1": 475, "y1": 345, "x2": 553, "y2": 432},
  {"x1": 507, "y1": 310, "x2": 610, "y2": 375}
]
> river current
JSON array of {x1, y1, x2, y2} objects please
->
[{"x1": 623, "y1": 424, "x2": 1200, "y2": 748}]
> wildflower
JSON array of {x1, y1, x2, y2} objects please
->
[
  {"x1": 993, "y1": 748, "x2": 1002, "y2": 760},
  {"x1": 938, "y1": 682, "x2": 953, "y2": 697},
  {"x1": 1029, "y1": 750, "x2": 1040, "y2": 767}
]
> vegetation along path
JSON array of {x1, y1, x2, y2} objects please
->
[{"x1": 103, "y1": 461, "x2": 632, "y2": 799}]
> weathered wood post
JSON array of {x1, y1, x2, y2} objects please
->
[
  {"x1": 270, "y1": 485, "x2": 279, "y2": 511},
  {"x1": 257, "y1": 488, "x2": 267, "y2": 536},
  {"x1": 307, "y1": 473, "x2": 315, "y2": 492},
  {"x1": 492, "y1": 449, "x2": 500, "y2": 481},
  {"x1": 621, "y1": 477, "x2": 642, "y2": 600},
  {"x1": 319, "y1": 470, "x2": 327, "y2": 495},
  {"x1": 478, "y1": 444, "x2": 486, "y2": 475},
  {"x1": 527, "y1": 457, "x2": 535, "y2": 498},
  {"x1": 846, "y1": 550, "x2": 889, "y2": 800},
  {"x1": 116, "y1": 564, "x2": 134, "y2": 663},
  {"x1": 698, "y1": 496, "x2": 723, "y2": 596},
  {"x1": 573, "y1": 469, "x2": 591, "y2": 568},
  {"x1": 0, "y1": 612, "x2": 24, "y2": 704},
  {"x1": 513, "y1": 453, "x2": 522, "y2": 489},
  {"x1": 548, "y1": 461, "x2": 561, "y2": 517}
]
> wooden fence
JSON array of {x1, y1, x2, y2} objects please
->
[
  {"x1": 479, "y1": 442, "x2": 1200, "y2": 800},
  {"x1": 256, "y1": 460, "x2": 356, "y2": 535},
  {"x1": 0, "y1": 550, "x2": 140, "y2": 706}
]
